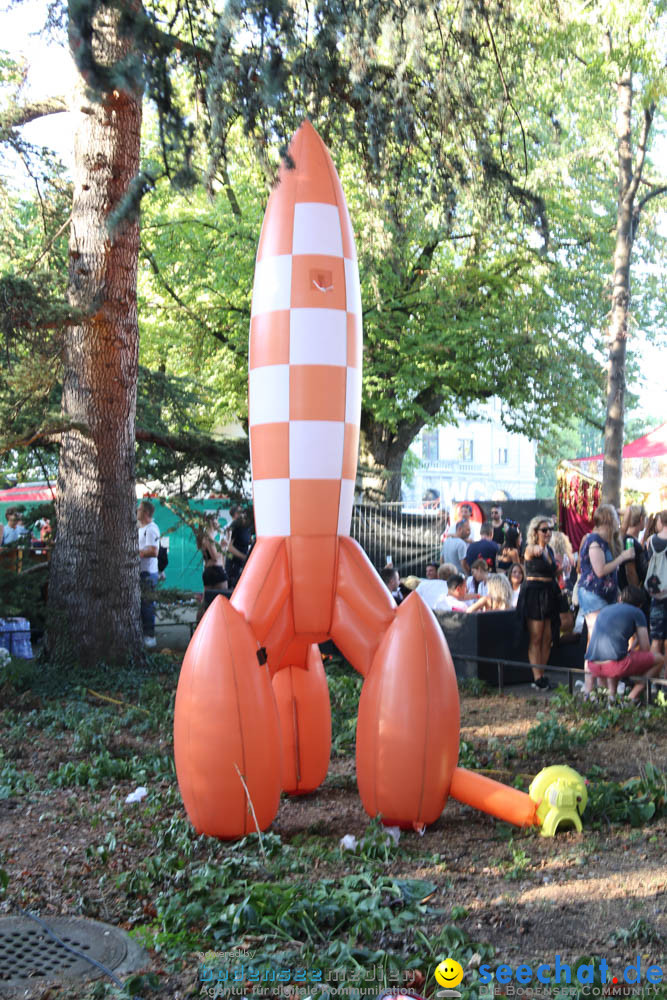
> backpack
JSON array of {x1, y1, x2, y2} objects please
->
[
  {"x1": 157, "y1": 540, "x2": 169, "y2": 573},
  {"x1": 644, "y1": 537, "x2": 667, "y2": 599}
]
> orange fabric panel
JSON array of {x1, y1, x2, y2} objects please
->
[
  {"x1": 330, "y1": 537, "x2": 396, "y2": 677},
  {"x1": 450, "y1": 768, "x2": 539, "y2": 827},
  {"x1": 330, "y1": 591, "x2": 379, "y2": 677},
  {"x1": 275, "y1": 634, "x2": 323, "y2": 670},
  {"x1": 231, "y1": 538, "x2": 292, "y2": 648},
  {"x1": 256, "y1": 177, "x2": 297, "y2": 261},
  {"x1": 272, "y1": 645, "x2": 332, "y2": 793},
  {"x1": 250, "y1": 424, "x2": 290, "y2": 480},
  {"x1": 173, "y1": 596, "x2": 282, "y2": 838},
  {"x1": 336, "y1": 537, "x2": 396, "y2": 628},
  {"x1": 290, "y1": 480, "x2": 340, "y2": 536},
  {"x1": 342, "y1": 424, "x2": 360, "y2": 480},
  {"x1": 293, "y1": 123, "x2": 338, "y2": 204},
  {"x1": 355, "y1": 593, "x2": 460, "y2": 828},
  {"x1": 249, "y1": 311, "x2": 290, "y2": 368},
  {"x1": 346, "y1": 313, "x2": 362, "y2": 368},
  {"x1": 289, "y1": 365, "x2": 346, "y2": 421},
  {"x1": 262, "y1": 599, "x2": 297, "y2": 676},
  {"x1": 291, "y1": 255, "x2": 346, "y2": 311},
  {"x1": 289, "y1": 535, "x2": 337, "y2": 633}
]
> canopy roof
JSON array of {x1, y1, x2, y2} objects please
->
[
  {"x1": 0, "y1": 483, "x2": 56, "y2": 503},
  {"x1": 573, "y1": 422, "x2": 667, "y2": 462}
]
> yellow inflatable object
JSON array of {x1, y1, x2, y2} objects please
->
[{"x1": 529, "y1": 765, "x2": 588, "y2": 837}]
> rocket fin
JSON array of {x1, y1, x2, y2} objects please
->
[
  {"x1": 355, "y1": 592, "x2": 460, "y2": 829},
  {"x1": 173, "y1": 595, "x2": 282, "y2": 839},
  {"x1": 272, "y1": 643, "x2": 332, "y2": 794}
]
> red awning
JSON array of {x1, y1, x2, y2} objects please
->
[
  {"x1": 0, "y1": 483, "x2": 56, "y2": 503},
  {"x1": 573, "y1": 422, "x2": 667, "y2": 462}
]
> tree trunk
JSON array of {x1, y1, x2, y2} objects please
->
[
  {"x1": 602, "y1": 68, "x2": 646, "y2": 510},
  {"x1": 358, "y1": 416, "x2": 424, "y2": 503},
  {"x1": 48, "y1": 3, "x2": 144, "y2": 665}
]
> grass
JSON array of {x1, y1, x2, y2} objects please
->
[{"x1": 0, "y1": 651, "x2": 666, "y2": 1000}]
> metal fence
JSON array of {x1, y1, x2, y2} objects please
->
[{"x1": 350, "y1": 502, "x2": 445, "y2": 576}]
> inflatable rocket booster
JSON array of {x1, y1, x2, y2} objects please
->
[{"x1": 173, "y1": 122, "x2": 567, "y2": 840}]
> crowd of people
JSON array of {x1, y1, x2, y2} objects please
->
[{"x1": 379, "y1": 502, "x2": 667, "y2": 700}]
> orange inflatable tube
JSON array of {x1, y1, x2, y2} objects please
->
[{"x1": 173, "y1": 120, "x2": 541, "y2": 839}]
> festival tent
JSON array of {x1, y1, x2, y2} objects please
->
[
  {"x1": 558, "y1": 422, "x2": 667, "y2": 549},
  {"x1": 0, "y1": 483, "x2": 56, "y2": 504}
]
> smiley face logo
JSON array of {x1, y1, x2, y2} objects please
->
[{"x1": 435, "y1": 958, "x2": 464, "y2": 990}]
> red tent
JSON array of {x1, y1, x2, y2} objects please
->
[
  {"x1": 0, "y1": 483, "x2": 56, "y2": 504},
  {"x1": 572, "y1": 422, "x2": 667, "y2": 462}
]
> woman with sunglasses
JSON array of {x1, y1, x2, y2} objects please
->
[
  {"x1": 517, "y1": 516, "x2": 561, "y2": 690},
  {"x1": 578, "y1": 503, "x2": 635, "y2": 696}
]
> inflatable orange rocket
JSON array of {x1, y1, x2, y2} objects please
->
[{"x1": 173, "y1": 122, "x2": 554, "y2": 839}]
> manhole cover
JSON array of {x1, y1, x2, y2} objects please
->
[{"x1": 0, "y1": 916, "x2": 142, "y2": 989}]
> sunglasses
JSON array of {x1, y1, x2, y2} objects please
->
[{"x1": 538, "y1": 526, "x2": 553, "y2": 533}]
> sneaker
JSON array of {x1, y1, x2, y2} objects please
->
[
  {"x1": 144, "y1": 635, "x2": 157, "y2": 649},
  {"x1": 531, "y1": 676, "x2": 551, "y2": 691}
]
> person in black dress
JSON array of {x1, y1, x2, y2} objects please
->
[{"x1": 517, "y1": 516, "x2": 560, "y2": 691}]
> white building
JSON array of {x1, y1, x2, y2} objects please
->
[{"x1": 402, "y1": 400, "x2": 536, "y2": 509}]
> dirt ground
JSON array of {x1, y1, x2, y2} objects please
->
[{"x1": 1, "y1": 686, "x2": 666, "y2": 998}]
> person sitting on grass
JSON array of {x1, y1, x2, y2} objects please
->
[{"x1": 585, "y1": 585, "x2": 664, "y2": 704}]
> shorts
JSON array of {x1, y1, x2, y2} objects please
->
[
  {"x1": 203, "y1": 564, "x2": 227, "y2": 588},
  {"x1": 588, "y1": 650, "x2": 656, "y2": 678},
  {"x1": 649, "y1": 599, "x2": 667, "y2": 642},
  {"x1": 577, "y1": 588, "x2": 610, "y2": 616}
]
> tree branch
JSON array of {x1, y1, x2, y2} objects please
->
[
  {"x1": 637, "y1": 182, "x2": 667, "y2": 211},
  {"x1": 627, "y1": 103, "x2": 655, "y2": 204},
  {"x1": 1, "y1": 98, "x2": 68, "y2": 129}
]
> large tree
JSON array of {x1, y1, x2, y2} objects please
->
[
  {"x1": 45, "y1": 0, "x2": 145, "y2": 663},
  {"x1": 598, "y1": 5, "x2": 667, "y2": 507}
]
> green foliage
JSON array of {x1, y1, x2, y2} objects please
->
[
  {"x1": 610, "y1": 917, "x2": 662, "y2": 948},
  {"x1": 0, "y1": 748, "x2": 35, "y2": 798},
  {"x1": 586, "y1": 763, "x2": 667, "y2": 828},
  {"x1": 47, "y1": 749, "x2": 173, "y2": 789},
  {"x1": 525, "y1": 713, "x2": 587, "y2": 755},
  {"x1": 327, "y1": 664, "x2": 362, "y2": 757}
]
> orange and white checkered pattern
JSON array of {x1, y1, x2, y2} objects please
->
[{"x1": 249, "y1": 122, "x2": 362, "y2": 539}]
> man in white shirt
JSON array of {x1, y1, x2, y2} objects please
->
[
  {"x1": 138, "y1": 500, "x2": 160, "y2": 649},
  {"x1": 441, "y1": 573, "x2": 470, "y2": 612}
]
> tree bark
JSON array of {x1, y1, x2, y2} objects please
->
[
  {"x1": 358, "y1": 390, "x2": 444, "y2": 502},
  {"x1": 48, "y1": 2, "x2": 144, "y2": 665},
  {"x1": 602, "y1": 70, "x2": 653, "y2": 509}
]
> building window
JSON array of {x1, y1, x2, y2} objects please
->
[
  {"x1": 457, "y1": 438, "x2": 473, "y2": 462},
  {"x1": 497, "y1": 448, "x2": 508, "y2": 465},
  {"x1": 422, "y1": 430, "x2": 439, "y2": 462}
]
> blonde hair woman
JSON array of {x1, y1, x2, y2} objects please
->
[
  {"x1": 467, "y1": 572, "x2": 513, "y2": 612},
  {"x1": 578, "y1": 503, "x2": 635, "y2": 694},
  {"x1": 516, "y1": 516, "x2": 561, "y2": 690}
]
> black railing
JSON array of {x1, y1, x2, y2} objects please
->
[{"x1": 452, "y1": 653, "x2": 667, "y2": 704}]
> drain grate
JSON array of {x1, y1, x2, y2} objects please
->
[{"x1": 0, "y1": 916, "x2": 132, "y2": 988}]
